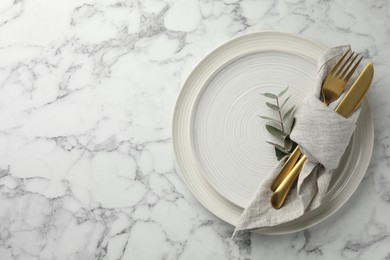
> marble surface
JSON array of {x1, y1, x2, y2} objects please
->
[{"x1": 0, "y1": 0, "x2": 389, "y2": 259}]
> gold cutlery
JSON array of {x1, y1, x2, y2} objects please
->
[
  {"x1": 271, "y1": 63, "x2": 374, "y2": 209},
  {"x1": 270, "y1": 49, "x2": 362, "y2": 192}
]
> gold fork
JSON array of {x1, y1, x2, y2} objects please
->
[{"x1": 270, "y1": 50, "x2": 362, "y2": 208}]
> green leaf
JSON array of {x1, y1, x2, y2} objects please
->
[
  {"x1": 266, "y1": 124, "x2": 287, "y2": 139},
  {"x1": 258, "y1": 115, "x2": 280, "y2": 123},
  {"x1": 286, "y1": 117, "x2": 296, "y2": 133},
  {"x1": 261, "y1": 93, "x2": 277, "y2": 99},
  {"x1": 280, "y1": 95, "x2": 291, "y2": 109},
  {"x1": 266, "y1": 102, "x2": 279, "y2": 111},
  {"x1": 283, "y1": 106, "x2": 295, "y2": 121},
  {"x1": 266, "y1": 141, "x2": 287, "y2": 152},
  {"x1": 284, "y1": 136, "x2": 293, "y2": 151},
  {"x1": 275, "y1": 147, "x2": 288, "y2": 161},
  {"x1": 278, "y1": 86, "x2": 289, "y2": 97}
]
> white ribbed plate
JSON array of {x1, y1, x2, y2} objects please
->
[
  {"x1": 192, "y1": 51, "x2": 317, "y2": 206},
  {"x1": 172, "y1": 32, "x2": 374, "y2": 234}
]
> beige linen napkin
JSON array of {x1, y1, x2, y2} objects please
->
[{"x1": 234, "y1": 45, "x2": 361, "y2": 235}]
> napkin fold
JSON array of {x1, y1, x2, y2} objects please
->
[{"x1": 234, "y1": 45, "x2": 361, "y2": 235}]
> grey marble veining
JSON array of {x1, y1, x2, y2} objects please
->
[{"x1": 0, "y1": 0, "x2": 389, "y2": 259}]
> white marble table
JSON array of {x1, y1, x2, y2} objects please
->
[{"x1": 0, "y1": 0, "x2": 389, "y2": 259}]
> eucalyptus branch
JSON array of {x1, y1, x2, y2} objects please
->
[{"x1": 259, "y1": 86, "x2": 297, "y2": 160}]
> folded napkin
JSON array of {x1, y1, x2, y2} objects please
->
[{"x1": 233, "y1": 45, "x2": 361, "y2": 235}]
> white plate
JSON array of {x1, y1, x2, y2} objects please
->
[{"x1": 172, "y1": 31, "x2": 374, "y2": 234}]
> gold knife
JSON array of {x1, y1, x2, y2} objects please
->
[{"x1": 271, "y1": 63, "x2": 374, "y2": 209}]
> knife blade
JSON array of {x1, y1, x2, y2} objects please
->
[
  {"x1": 335, "y1": 63, "x2": 374, "y2": 117},
  {"x1": 270, "y1": 63, "x2": 374, "y2": 209}
]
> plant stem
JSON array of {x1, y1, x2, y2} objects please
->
[{"x1": 276, "y1": 97, "x2": 284, "y2": 132}]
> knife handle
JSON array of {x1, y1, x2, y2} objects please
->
[{"x1": 271, "y1": 146, "x2": 302, "y2": 191}]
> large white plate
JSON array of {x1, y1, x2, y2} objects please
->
[{"x1": 172, "y1": 31, "x2": 374, "y2": 234}]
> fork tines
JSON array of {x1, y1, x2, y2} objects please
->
[{"x1": 331, "y1": 49, "x2": 363, "y2": 81}]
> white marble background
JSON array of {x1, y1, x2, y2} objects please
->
[{"x1": 0, "y1": 0, "x2": 389, "y2": 259}]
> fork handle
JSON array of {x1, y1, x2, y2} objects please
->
[{"x1": 270, "y1": 146, "x2": 302, "y2": 191}]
